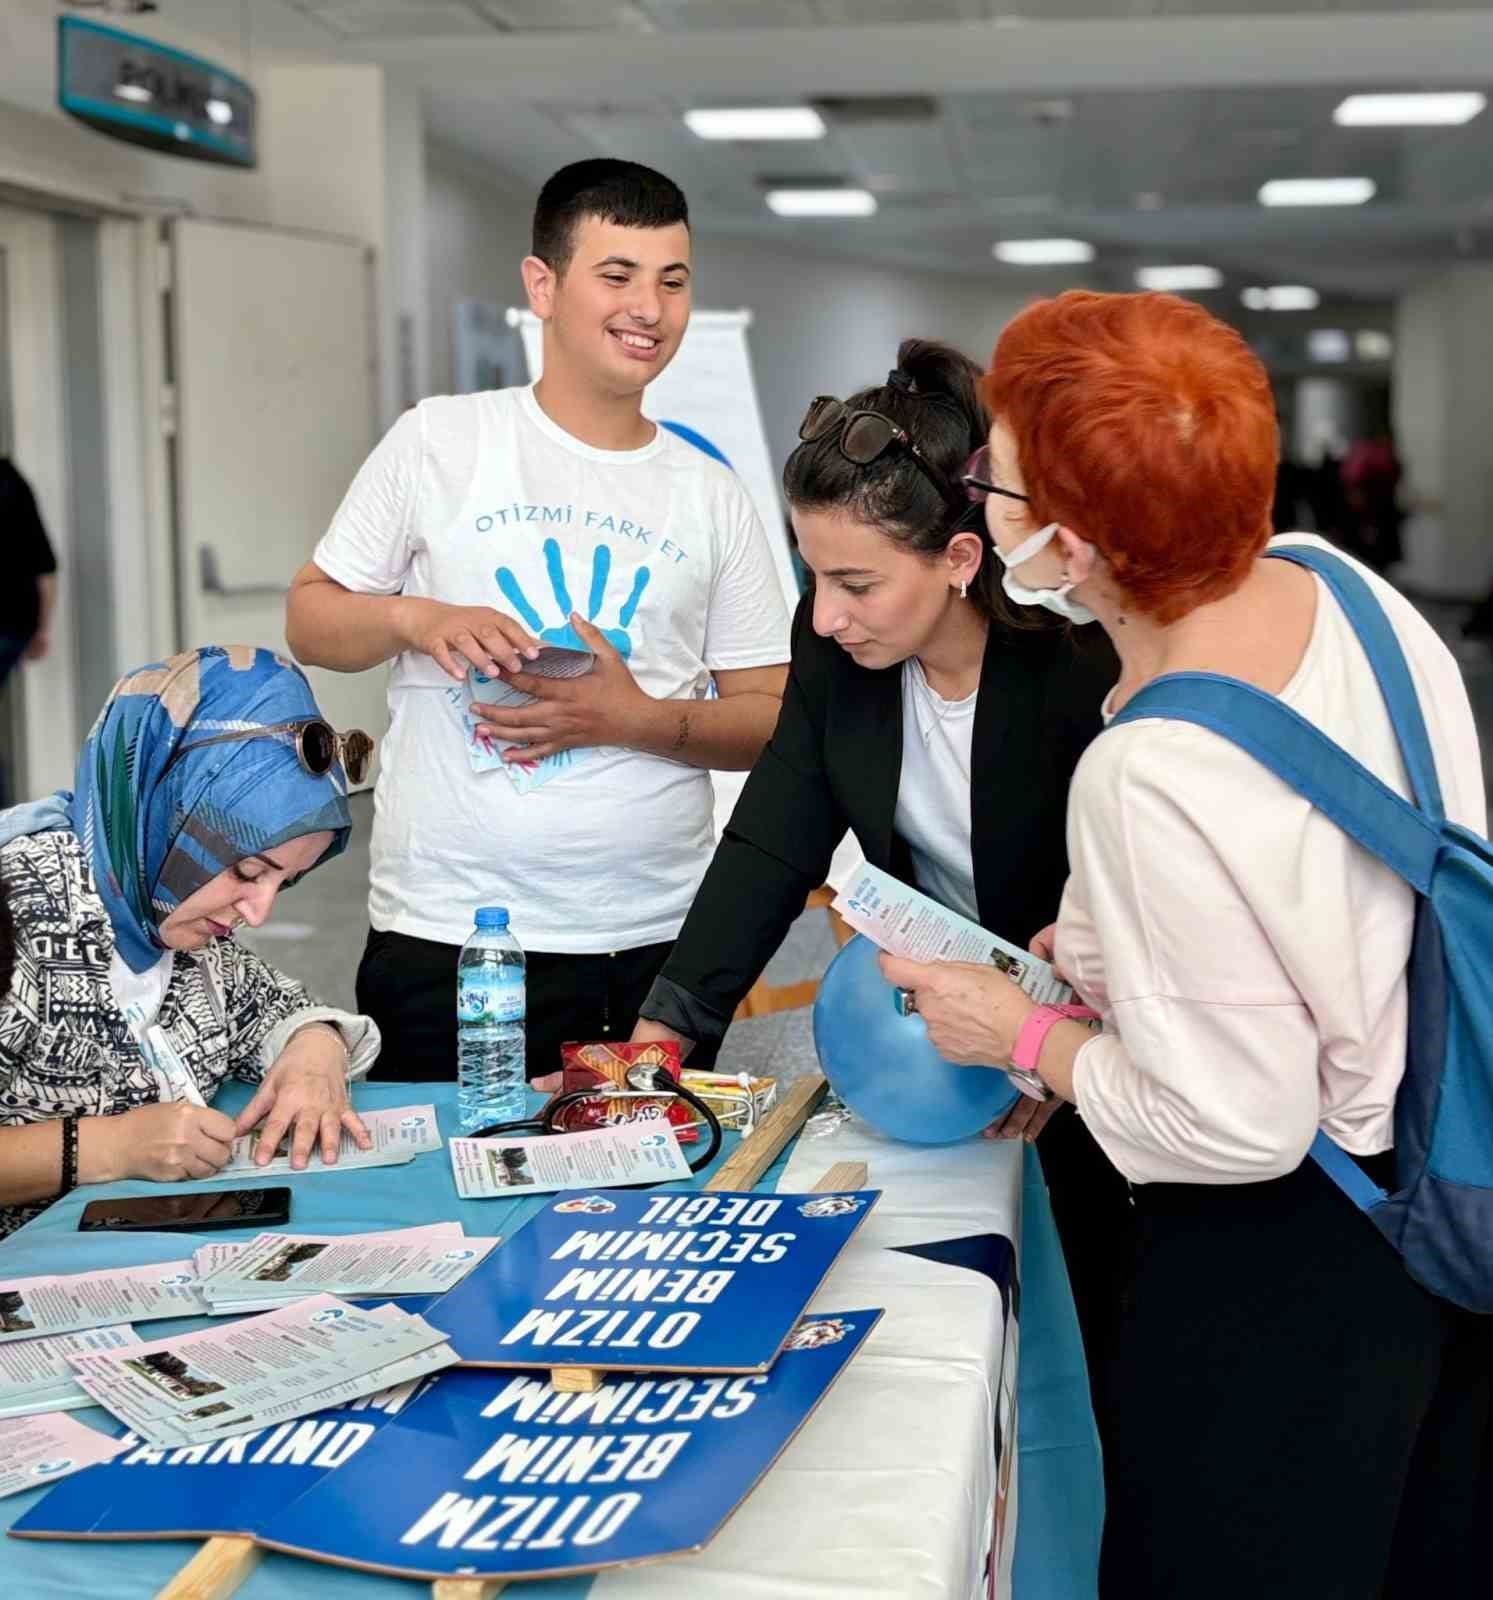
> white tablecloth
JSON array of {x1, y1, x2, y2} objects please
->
[{"x1": 596, "y1": 1118, "x2": 1025, "y2": 1600}]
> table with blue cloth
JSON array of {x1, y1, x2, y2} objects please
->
[{"x1": 0, "y1": 1081, "x2": 1101, "y2": 1599}]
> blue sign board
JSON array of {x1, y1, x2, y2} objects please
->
[
  {"x1": 58, "y1": 18, "x2": 256, "y2": 169},
  {"x1": 261, "y1": 1312, "x2": 878, "y2": 1582},
  {"x1": 13, "y1": 1383, "x2": 420, "y2": 1542},
  {"x1": 424, "y1": 1187, "x2": 878, "y2": 1372},
  {"x1": 13, "y1": 1315, "x2": 877, "y2": 1584}
]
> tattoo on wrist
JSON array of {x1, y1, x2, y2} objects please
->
[{"x1": 671, "y1": 714, "x2": 690, "y2": 753}]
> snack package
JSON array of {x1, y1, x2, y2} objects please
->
[
  {"x1": 552, "y1": 1041, "x2": 699, "y2": 1143},
  {"x1": 680, "y1": 1070, "x2": 778, "y2": 1133}
]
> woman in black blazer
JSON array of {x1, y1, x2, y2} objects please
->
[{"x1": 635, "y1": 337, "x2": 1128, "y2": 1391}]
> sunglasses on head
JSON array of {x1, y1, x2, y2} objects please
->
[
  {"x1": 163, "y1": 718, "x2": 374, "y2": 785},
  {"x1": 961, "y1": 445, "x2": 1031, "y2": 507},
  {"x1": 798, "y1": 396, "x2": 966, "y2": 516}
]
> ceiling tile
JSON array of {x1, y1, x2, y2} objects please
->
[
  {"x1": 635, "y1": 0, "x2": 821, "y2": 29},
  {"x1": 294, "y1": 0, "x2": 1493, "y2": 297},
  {"x1": 817, "y1": 0, "x2": 984, "y2": 20},
  {"x1": 838, "y1": 120, "x2": 961, "y2": 194},
  {"x1": 287, "y1": 1, "x2": 500, "y2": 38},
  {"x1": 473, "y1": 0, "x2": 656, "y2": 28}
]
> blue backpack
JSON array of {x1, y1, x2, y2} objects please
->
[{"x1": 1110, "y1": 542, "x2": 1493, "y2": 1312}]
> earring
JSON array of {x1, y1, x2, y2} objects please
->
[{"x1": 959, "y1": 579, "x2": 968, "y2": 599}]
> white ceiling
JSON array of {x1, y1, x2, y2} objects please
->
[
  {"x1": 159, "y1": 1, "x2": 1493, "y2": 305},
  {"x1": 271, "y1": 0, "x2": 1493, "y2": 35}
]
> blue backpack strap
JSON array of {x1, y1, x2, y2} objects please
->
[
  {"x1": 1112, "y1": 672, "x2": 1421, "y2": 1216},
  {"x1": 1112, "y1": 673, "x2": 1442, "y2": 894},
  {"x1": 1307, "y1": 1129, "x2": 1388, "y2": 1207},
  {"x1": 1267, "y1": 543, "x2": 1444, "y2": 823}
]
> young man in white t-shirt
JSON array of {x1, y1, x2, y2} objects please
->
[{"x1": 286, "y1": 160, "x2": 790, "y2": 1082}]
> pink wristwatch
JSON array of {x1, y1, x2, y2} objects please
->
[{"x1": 1007, "y1": 1003, "x2": 1100, "y2": 1101}]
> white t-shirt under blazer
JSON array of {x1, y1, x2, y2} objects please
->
[
  {"x1": 314, "y1": 385, "x2": 790, "y2": 953},
  {"x1": 1059, "y1": 535, "x2": 1485, "y2": 1186}
]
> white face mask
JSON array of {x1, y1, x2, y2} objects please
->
[{"x1": 993, "y1": 522, "x2": 1098, "y2": 625}]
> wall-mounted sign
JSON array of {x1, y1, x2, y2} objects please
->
[{"x1": 57, "y1": 17, "x2": 256, "y2": 169}]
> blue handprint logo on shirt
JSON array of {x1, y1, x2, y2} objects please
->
[{"x1": 495, "y1": 539, "x2": 650, "y2": 656}]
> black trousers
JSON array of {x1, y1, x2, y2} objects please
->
[
  {"x1": 1033, "y1": 1105, "x2": 1135, "y2": 1425},
  {"x1": 356, "y1": 928, "x2": 680, "y2": 1083},
  {"x1": 1098, "y1": 1152, "x2": 1491, "y2": 1599}
]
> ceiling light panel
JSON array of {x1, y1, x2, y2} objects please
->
[
  {"x1": 1258, "y1": 177, "x2": 1376, "y2": 207},
  {"x1": 1334, "y1": 93, "x2": 1486, "y2": 128},
  {"x1": 1241, "y1": 285, "x2": 1320, "y2": 312},
  {"x1": 1308, "y1": 329, "x2": 1351, "y2": 363},
  {"x1": 1356, "y1": 330, "x2": 1394, "y2": 360},
  {"x1": 685, "y1": 107, "x2": 826, "y2": 141},
  {"x1": 766, "y1": 188, "x2": 877, "y2": 217},
  {"x1": 1135, "y1": 265, "x2": 1223, "y2": 291},
  {"x1": 993, "y1": 238, "x2": 1094, "y2": 265}
]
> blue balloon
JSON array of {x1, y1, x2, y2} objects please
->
[{"x1": 812, "y1": 934, "x2": 1021, "y2": 1145}]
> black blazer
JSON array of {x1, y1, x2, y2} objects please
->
[{"x1": 642, "y1": 594, "x2": 1118, "y2": 1047}]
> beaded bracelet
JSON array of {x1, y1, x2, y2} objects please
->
[{"x1": 59, "y1": 1115, "x2": 80, "y2": 1196}]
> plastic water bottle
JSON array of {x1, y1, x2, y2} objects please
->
[{"x1": 457, "y1": 907, "x2": 526, "y2": 1133}]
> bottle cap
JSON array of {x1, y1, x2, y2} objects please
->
[{"x1": 474, "y1": 907, "x2": 510, "y2": 931}]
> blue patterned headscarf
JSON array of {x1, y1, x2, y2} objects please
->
[{"x1": 69, "y1": 646, "x2": 353, "y2": 973}]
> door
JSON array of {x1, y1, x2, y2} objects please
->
[
  {"x1": 0, "y1": 205, "x2": 76, "y2": 801},
  {"x1": 170, "y1": 218, "x2": 386, "y2": 780}
]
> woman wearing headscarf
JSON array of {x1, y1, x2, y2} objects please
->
[
  {"x1": 0, "y1": 645, "x2": 380, "y2": 1236},
  {"x1": 881, "y1": 292, "x2": 1486, "y2": 1598}
]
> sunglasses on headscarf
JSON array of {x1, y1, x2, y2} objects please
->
[{"x1": 162, "y1": 718, "x2": 374, "y2": 785}]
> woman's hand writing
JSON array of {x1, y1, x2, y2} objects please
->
[{"x1": 101, "y1": 1103, "x2": 238, "y2": 1182}]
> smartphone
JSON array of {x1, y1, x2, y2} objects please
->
[
  {"x1": 526, "y1": 645, "x2": 595, "y2": 680},
  {"x1": 78, "y1": 1187, "x2": 292, "y2": 1233}
]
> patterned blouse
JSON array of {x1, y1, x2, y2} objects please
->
[{"x1": 0, "y1": 830, "x2": 379, "y2": 1236}]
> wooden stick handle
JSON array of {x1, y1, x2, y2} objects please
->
[
  {"x1": 811, "y1": 1161, "x2": 869, "y2": 1192},
  {"x1": 156, "y1": 1535, "x2": 261, "y2": 1600},
  {"x1": 432, "y1": 1580, "x2": 508, "y2": 1598},
  {"x1": 704, "y1": 1071, "x2": 827, "y2": 1193},
  {"x1": 549, "y1": 1365, "x2": 603, "y2": 1392}
]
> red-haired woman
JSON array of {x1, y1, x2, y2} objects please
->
[{"x1": 881, "y1": 291, "x2": 1488, "y2": 1598}]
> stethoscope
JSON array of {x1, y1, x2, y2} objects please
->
[{"x1": 469, "y1": 1062, "x2": 724, "y2": 1178}]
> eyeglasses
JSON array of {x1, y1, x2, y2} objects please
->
[
  {"x1": 961, "y1": 446, "x2": 1031, "y2": 507},
  {"x1": 798, "y1": 396, "x2": 965, "y2": 515},
  {"x1": 163, "y1": 719, "x2": 374, "y2": 785}
]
